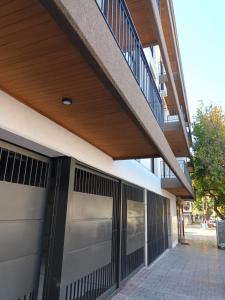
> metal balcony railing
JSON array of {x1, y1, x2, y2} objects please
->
[
  {"x1": 160, "y1": 160, "x2": 192, "y2": 186},
  {"x1": 164, "y1": 106, "x2": 179, "y2": 123},
  {"x1": 164, "y1": 106, "x2": 187, "y2": 124},
  {"x1": 96, "y1": 0, "x2": 164, "y2": 129}
]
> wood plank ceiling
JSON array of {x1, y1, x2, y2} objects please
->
[
  {"x1": 126, "y1": 0, "x2": 158, "y2": 47},
  {"x1": 164, "y1": 126, "x2": 190, "y2": 157},
  {"x1": 0, "y1": 0, "x2": 160, "y2": 159}
]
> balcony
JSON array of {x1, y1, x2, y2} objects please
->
[
  {"x1": 164, "y1": 106, "x2": 191, "y2": 157},
  {"x1": 126, "y1": 0, "x2": 191, "y2": 126},
  {"x1": 161, "y1": 159, "x2": 193, "y2": 199},
  {"x1": 0, "y1": 0, "x2": 193, "y2": 196},
  {"x1": 96, "y1": 0, "x2": 164, "y2": 128},
  {"x1": 161, "y1": 160, "x2": 193, "y2": 198},
  {"x1": 0, "y1": 0, "x2": 164, "y2": 160}
]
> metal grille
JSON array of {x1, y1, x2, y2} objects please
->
[
  {"x1": 72, "y1": 167, "x2": 120, "y2": 300},
  {"x1": 0, "y1": 147, "x2": 49, "y2": 188},
  {"x1": 74, "y1": 167, "x2": 118, "y2": 197},
  {"x1": 65, "y1": 263, "x2": 113, "y2": 300},
  {"x1": 125, "y1": 247, "x2": 144, "y2": 277},
  {"x1": 121, "y1": 184, "x2": 144, "y2": 280},
  {"x1": 17, "y1": 291, "x2": 35, "y2": 300},
  {"x1": 147, "y1": 191, "x2": 169, "y2": 265},
  {"x1": 96, "y1": 0, "x2": 164, "y2": 129},
  {"x1": 160, "y1": 160, "x2": 192, "y2": 185}
]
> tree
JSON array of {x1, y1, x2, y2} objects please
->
[
  {"x1": 192, "y1": 196, "x2": 214, "y2": 220},
  {"x1": 192, "y1": 104, "x2": 225, "y2": 220}
]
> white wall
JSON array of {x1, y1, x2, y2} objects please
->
[
  {"x1": 0, "y1": 90, "x2": 173, "y2": 196},
  {"x1": 0, "y1": 90, "x2": 178, "y2": 246}
]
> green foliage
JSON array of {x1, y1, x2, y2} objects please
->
[
  {"x1": 192, "y1": 196, "x2": 214, "y2": 217},
  {"x1": 192, "y1": 104, "x2": 225, "y2": 219}
]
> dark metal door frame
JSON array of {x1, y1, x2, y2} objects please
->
[
  {"x1": 120, "y1": 182, "x2": 145, "y2": 282},
  {"x1": 43, "y1": 159, "x2": 122, "y2": 300},
  {"x1": 147, "y1": 191, "x2": 169, "y2": 266}
]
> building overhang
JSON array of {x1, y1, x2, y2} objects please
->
[
  {"x1": 125, "y1": 0, "x2": 159, "y2": 47},
  {"x1": 164, "y1": 119, "x2": 191, "y2": 157},
  {"x1": 0, "y1": 0, "x2": 161, "y2": 160},
  {"x1": 161, "y1": 178, "x2": 194, "y2": 199},
  {"x1": 0, "y1": 0, "x2": 193, "y2": 197}
]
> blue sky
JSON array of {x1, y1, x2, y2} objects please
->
[{"x1": 173, "y1": 0, "x2": 225, "y2": 120}]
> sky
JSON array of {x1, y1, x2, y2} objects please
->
[{"x1": 173, "y1": 0, "x2": 225, "y2": 120}]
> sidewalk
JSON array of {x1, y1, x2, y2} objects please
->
[{"x1": 112, "y1": 225, "x2": 225, "y2": 300}]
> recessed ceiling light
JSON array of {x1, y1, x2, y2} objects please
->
[{"x1": 62, "y1": 97, "x2": 73, "y2": 105}]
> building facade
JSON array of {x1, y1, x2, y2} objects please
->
[{"x1": 0, "y1": 0, "x2": 193, "y2": 299}]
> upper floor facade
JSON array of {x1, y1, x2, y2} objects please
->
[{"x1": 0, "y1": 0, "x2": 193, "y2": 199}]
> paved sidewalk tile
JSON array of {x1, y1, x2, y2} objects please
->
[{"x1": 112, "y1": 226, "x2": 225, "y2": 300}]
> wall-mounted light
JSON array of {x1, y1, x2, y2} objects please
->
[{"x1": 62, "y1": 97, "x2": 73, "y2": 105}]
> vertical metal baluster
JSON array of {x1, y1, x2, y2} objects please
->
[
  {"x1": 83, "y1": 276, "x2": 87, "y2": 299},
  {"x1": 3, "y1": 150, "x2": 9, "y2": 181},
  {"x1": 86, "y1": 171, "x2": 89, "y2": 194},
  {"x1": 74, "y1": 168, "x2": 78, "y2": 191},
  {"x1": 76, "y1": 280, "x2": 80, "y2": 300},
  {"x1": 101, "y1": 0, "x2": 104, "y2": 14},
  {"x1": 44, "y1": 163, "x2": 49, "y2": 188},
  {"x1": 122, "y1": 9, "x2": 124, "y2": 53},
  {"x1": 72, "y1": 281, "x2": 76, "y2": 300},
  {"x1": 106, "y1": 0, "x2": 109, "y2": 21},
  {"x1": 118, "y1": 1, "x2": 121, "y2": 46},
  {"x1": 125, "y1": 14, "x2": 127, "y2": 60},
  {"x1": 83, "y1": 170, "x2": 86, "y2": 193},
  {"x1": 81, "y1": 170, "x2": 84, "y2": 193},
  {"x1": 39, "y1": 161, "x2": 43, "y2": 187},
  {"x1": 86, "y1": 275, "x2": 89, "y2": 300},
  {"x1": 10, "y1": 152, "x2": 16, "y2": 182},
  {"x1": 16, "y1": 154, "x2": 22, "y2": 184},
  {"x1": 34, "y1": 160, "x2": 39, "y2": 187},
  {"x1": 89, "y1": 274, "x2": 92, "y2": 300},
  {"x1": 92, "y1": 271, "x2": 96, "y2": 299},
  {"x1": 111, "y1": 0, "x2": 114, "y2": 32},
  {"x1": 65, "y1": 286, "x2": 68, "y2": 300},
  {"x1": 115, "y1": 0, "x2": 118, "y2": 40},
  {"x1": 78, "y1": 169, "x2": 82, "y2": 192},
  {"x1": 69, "y1": 283, "x2": 73, "y2": 300},
  {"x1": 22, "y1": 156, "x2": 28, "y2": 185},
  {"x1": 28, "y1": 158, "x2": 33, "y2": 186},
  {"x1": 128, "y1": 22, "x2": 131, "y2": 66}
]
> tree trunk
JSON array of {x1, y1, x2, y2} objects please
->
[{"x1": 214, "y1": 200, "x2": 225, "y2": 220}]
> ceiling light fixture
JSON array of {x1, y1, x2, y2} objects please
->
[{"x1": 62, "y1": 97, "x2": 73, "y2": 105}]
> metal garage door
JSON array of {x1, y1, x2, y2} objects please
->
[
  {"x1": 59, "y1": 165, "x2": 120, "y2": 300},
  {"x1": 0, "y1": 141, "x2": 50, "y2": 300},
  {"x1": 147, "y1": 191, "x2": 169, "y2": 265},
  {"x1": 121, "y1": 183, "x2": 145, "y2": 280}
]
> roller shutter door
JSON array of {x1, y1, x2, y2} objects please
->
[
  {"x1": 0, "y1": 141, "x2": 50, "y2": 300},
  {"x1": 59, "y1": 166, "x2": 120, "y2": 300}
]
